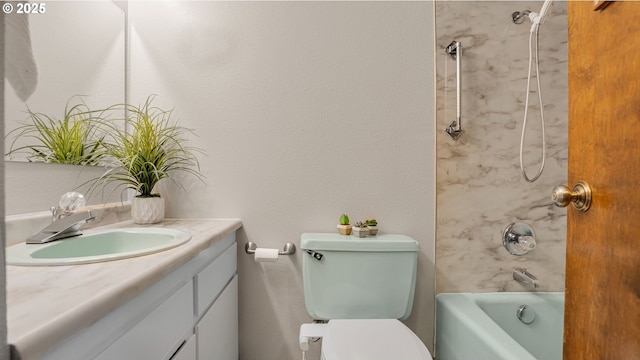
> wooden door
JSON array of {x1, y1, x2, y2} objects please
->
[{"x1": 565, "y1": 1, "x2": 640, "y2": 359}]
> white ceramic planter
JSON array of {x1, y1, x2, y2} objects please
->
[
  {"x1": 131, "y1": 196, "x2": 165, "y2": 224},
  {"x1": 352, "y1": 227, "x2": 369, "y2": 238}
]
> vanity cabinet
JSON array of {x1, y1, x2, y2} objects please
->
[{"x1": 39, "y1": 232, "x2": 239, "y2": 360}]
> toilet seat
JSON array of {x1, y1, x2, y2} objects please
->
[{"x1": 321, "y1": 319, "x2": 432, "y2": 360}]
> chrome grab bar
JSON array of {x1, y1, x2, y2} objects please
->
[{"x1": 445, "y1": 40, "x2": 463, "y2": 140}]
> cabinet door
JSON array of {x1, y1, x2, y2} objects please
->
[
  {"x1": 196, "y1": 276, "x2": 238, "y2": 360},
  {"x1": 95, "y1": 281, "x2": 194, "y2": 360},
  {"x1": 171, "y1": 334, "x2": 197, "y2": 360}
]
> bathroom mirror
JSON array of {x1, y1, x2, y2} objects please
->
[{"x1": 4, "y1": 1, "x2": 125, "y2": 164}]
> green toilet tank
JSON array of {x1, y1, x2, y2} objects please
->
[{"x1": 301, "y1": 233, "x2": 419, "y2": 321}]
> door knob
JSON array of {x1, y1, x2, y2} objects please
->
[{"x1": 551, "y1": 181, "x2": 592, "y2": 212}]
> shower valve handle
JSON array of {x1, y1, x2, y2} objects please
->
[
  {"x1": 503, "y1": 222, "x2": 536, "y2": 256},
  {"x1": 551, "y1": 181, "x2": 592, "y2": 212}
]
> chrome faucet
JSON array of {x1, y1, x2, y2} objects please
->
[
  {"x1": 51, "y1": 206, "x2": 74, "y2": 222},
  {"x1": 51, "y1": 191, "x2": 87, "y2": 221},
  {"x1": 26, "y1": 210, "x2": 95, "y2": 244},
  {"x1": 513, "y1": 268, "x2": 540, "y2": 289}
]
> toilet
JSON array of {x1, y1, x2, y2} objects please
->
[{"x1": 299, "y1": 233, "x2": 432, "y2": 360}]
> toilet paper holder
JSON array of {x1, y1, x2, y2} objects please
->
[{"x1": 244, "y1": 242, "x2": 297, "y2": 255}]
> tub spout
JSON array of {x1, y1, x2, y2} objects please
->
[{"x1": 513, "y1": 267, "x2": 540, "y2": 289}]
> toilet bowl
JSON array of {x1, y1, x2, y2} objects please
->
[{"x1": 321, "y1": 319, "x2": 431, "y2": 360}]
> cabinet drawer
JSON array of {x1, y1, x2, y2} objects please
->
[
  {"x1": 196, "y1": 276, "x2": 238, "y2": 360},
  {"x1": 196, "y1": 243, "x2": 237, "y2": 318},
  {"x1": 95, "y1": 281, "x2": 194, "y2": 360}
]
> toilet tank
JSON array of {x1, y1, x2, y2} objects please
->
[{"x1": 301, "y1": 233, "x2": 419, "y2": 320}]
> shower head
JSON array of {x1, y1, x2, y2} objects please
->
[
  {"x1": 536, "y1": 0, "x2": 553, "y2": 24},
  {"x1": 529, "y1": 0, "x2": 553, "y2": 27}
]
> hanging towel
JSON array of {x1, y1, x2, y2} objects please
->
[{"x1": 5, "y1": 13, "x2": 38, "y2": 101}]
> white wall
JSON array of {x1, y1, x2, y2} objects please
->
[{"x1": 129, "y1": 2, "x2": 435, "y2": 359}]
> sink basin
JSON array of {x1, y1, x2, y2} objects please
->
[{"x1": 6, "y1": 228, "x2": 191, "y2": 266}]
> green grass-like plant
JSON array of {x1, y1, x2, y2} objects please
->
[
  {"x1": 6, "y1": 98, "x2": 107, "y2": 165},
  {"x1": 91, "y1": 95, "x2": 204, "y2": 198}
]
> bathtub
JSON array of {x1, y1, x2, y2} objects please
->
[{"x1": 435, "y1": 292, "x2": 564, "y2": 360}]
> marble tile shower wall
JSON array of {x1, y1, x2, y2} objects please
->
[{"x1": 435, "y1": 1, "x2": 568, "y2": 293}]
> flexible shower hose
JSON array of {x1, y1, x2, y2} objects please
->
[{"x1": 519, "y1": 24, "x2": 546, "y2": 183}]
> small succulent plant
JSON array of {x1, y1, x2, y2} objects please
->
[
  {"x1": 353, "y1": 221, "x2": 367, "y2": 228},
  {"x1": 352, "y1": 220, "x2": 369, "y2": 238},
  {"x1": 365, "y1": 218, "x2": 378, "y2": 235},
  {"x1": 337, "y1": 214, "x2": 352, "y2": 235}
]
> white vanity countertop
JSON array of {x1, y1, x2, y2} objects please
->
[{"x1": 6, "y1": 218, "x2": 242, "y2": 360}]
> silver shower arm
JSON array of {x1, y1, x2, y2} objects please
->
[
  {"x1": 511, "y1": 10, "x2": 531, "y2": 24},
  {"x1": 512, "y1": 0, "x2": 553, "y2": 32},
  {"x1": 445, "y1": 40, "x2": 463, "y2": 140}
]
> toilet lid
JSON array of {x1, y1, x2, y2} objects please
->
[{"x1": 322, "y1": 319, "x2": 432, "y2": 360}]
